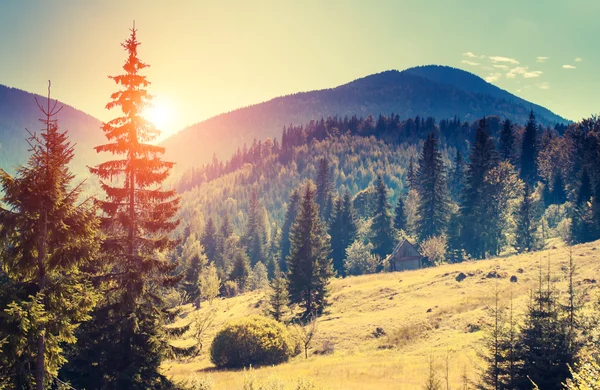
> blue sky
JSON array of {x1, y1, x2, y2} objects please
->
[{"x1": 0, "y1": 0, "x2": 598, "y2": 136}]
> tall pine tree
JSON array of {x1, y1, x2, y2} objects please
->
[
  {"x1": 329, "y1": 192, "x2": 358, "y2": 276},
  {"x1": 201, "y1": 217, "x2": 218, "y2": 263},
  {"x1": 244, "y1": 190, "x2": 266, "y2": 266},
  {"x1": 393, "y1": 194, "x2": 408, "y2": 233},
  {"x1": 316, "y1": 158, "x2": 332, "y2": 221},
  {"x1": 0, "y1": 83, "x2": 100, "y2": 388},
  {"x1": 461, "y1": 118, "x2": 498, "y2": 259},
  {"x1": 280, "y1": 189, "x2": 301, "y2": 272},
  {"x1": 416, "y1": 132, "x2": 449, "y2": 241},
  {"x1": 66, "y1": 25, "x2": 180, "y2": 389},
  {"x1": 520, "y1": 111, "x2": 539, "y2": 186},
  {"x1": 287, "y1": 182, "x2": 333, "y2": 317},
  {"x1": 498, "y1": 118, "x2": 515, "y2": 164},
  {"x1": 514, "y1": 185, "x2": 539, "y2": 253},
  {"x1": 449, "y1": 150, "x2": 466, "y2": 203},
  {"x1": 371, "y1": 175, "x2": 396, "y2": 259}
]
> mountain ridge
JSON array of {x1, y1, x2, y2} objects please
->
[{"x1": 160, "y1": 65, "x2": 569, "y2": 175}]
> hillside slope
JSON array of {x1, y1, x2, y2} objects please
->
[
  {"x1": 0, "y1": 84, "x2": 105, "y2": 176},
  {"x1": 164, "y1": 239, "x2": 600, "y2": 389},
  {"x1": 161, "y1": 65, "x2": 568, "y2": 174}
]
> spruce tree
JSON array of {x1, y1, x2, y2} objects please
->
[
  {"x1": 371, "y1": 175, "x2": 396, "y2": 259},
  {"x1": 287, "y1": 182, "x2": 333, "y2": 317},
  {"x1": 329, "y1": 192, "x2": 357, "y2": 276},
  {"x1": 514, "y1": 265, "x2": 575, "y2": 390},
  {"x1": 461, "y1": 118, "x2": 498, "y2": 259},
  {"x1": 449, "y1": 150, "x2": 466, "y2": 202},
  {"x1": 407, "y1": 156, "x2": 417, "y2": 190},
  {"x1": 394, "y1": 194, "x2": 408, "y2": 232},
  {"x1": 201, "y1": 217, "x2": 219, "y2": 263},
  {"x1": 244, "y1": 190, "x2": 266, "y2": 266},
  {"x1": 514, "y1": 185, "x2": 539, "y2": 253},
  {"x1": 416, "y1": 132, "x2": 449, "y2": 241},
  {"x1": 268, "y1": 272, "x2": 288, "y2": 321},
  {"x1": 0, "y1": 83, "x2": 100, "y2": 388},
  {"x1": 498, "y1": 118, "x2": 515, "y2": 164},
  {"x1": 520, "y1": 111, "x2": 539, "y2": 186},
  {"x1": 316, "y1": 158, "x2": 332, "y2": 220},
  {"x1": 66, "y1": 26, "x2": 180, "y2": 389},
  {"x1": 445, "y1": 212, "x2": 463, "y2": 263},
  {"x1": 280, "y1": 189, "x2": 301, "y2": 272},
  {"x1": 229, "y1": 249, "x2": 252, "y2": 291},
  {"x1": 551, "y1": 172, "x2": 567, "y2": 205}
]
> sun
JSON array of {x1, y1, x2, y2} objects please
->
[{"x1": 142, "y1": 97, "x2": 175, "y2": 137}]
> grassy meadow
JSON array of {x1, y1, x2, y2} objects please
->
[{"x1": 164, "y1": 238, "x2": 600, "y2": 389}]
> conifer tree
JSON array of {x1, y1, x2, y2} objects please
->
[
  {"x1": 316, "y1": 158, "x2": 332, "y2": 220},
  {"x1": 514, "y1": 185, "x2": 539, "y2": 253},
  {"x1": 449, "y1": 150, "x2": 466, "y2": 202},
  {"x1": 244, "y1": 190, "x2": 266, "y2": 266},
  {"x1": 498, "y1": 118, "x2": 515, "y2": 164},
  {"x1": 67, "y1": 25, "x2": 180, "y2": 389},
  {"x1": 514, "y1": 264, "x2": 575, "y2": 390},
  {"x1": 229, "y1": 249, "x2": 252, "y2": 291},
  {"x1": 407, "y1": 156, "x2": 417, "y2": 190},
  {"x1": 287, "y1": 182, "x2": 333, "y2": 317},
  {"x1": 201, "y1": 217, "x2": 219, "y2": 263},
  {"x1": 268, "y1": 272, "x2": 288, "y2": 322},
  {"x1": 0, "y1": 82, "x2": 100, "y2": 388},
  {"x1": 551, "y1": 172, "x2": 567, "y2": 205},
  {"x1": 329, "y1": 192, "x2": 358, "y2": 276},
  {"x1": 416, "y1": 132, "x2": 449, "y2": 241},
  {"x1": 520, "y1": 111, "x2": 539, "y2": 186},
  {"x1": 220, "y1": 212, "x2": 233, "y2": 240},
  {"x1": 394, "y1": 194, "x2": 408, "y2": 232},
  {"x1": 371, "y1": 175, "x2": 396, "y2": 259},
  {"x1": 445, "y1": 212, "x2": 463, "y2": 263},
  {"x1": 461, "y1": 118, "x2": 498, "y2": 259},
  {"x1": 280, "y1": 189, "x2": 301, "y2": 272},
  {"x1": 181, "y1": 237, "x2": 208, "y2": 303}
]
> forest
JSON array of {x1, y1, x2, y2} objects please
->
[{"x1": 0, "y1": 25, "x2": 600, "y2": 390}]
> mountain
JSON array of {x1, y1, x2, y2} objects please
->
[
  {"x1": 0, "y1": 84, "x2": 105, "y2": 176},
  {"x1": 161, "y1": 65, "x2": 569, "y2": 175}
]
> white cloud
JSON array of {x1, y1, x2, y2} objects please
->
[
  {"x1": 523, "y1": 70, "x2": 543, "y2": 78},
  {"x1": 493, "y1": 64, "x2": 509, "y2": 69},
  {"x1": 562, "y1": 64, "x2": 576, "y2": 69},
  {"x1": 575, "y1": 57, "x2": 583, "y2": 62},
  {"x1": 463, "y1": 51, "x2": 478, "y2": 58},
  {"x1": 506, "y1": 66, "x2": 542, "y2": 79},
  {"x1": 516, "y1": 89, "x2": 522, "y2": 93},
  {"x1": 538, "y1": 82, "x2": 550, "y2": 90},
  {"x1": 489, "y1": 56, "x2": 520, "y2": 65},
  {"x1": 536, "y1": 56, "x2": 549, "y2": 63},
  {"x1": 506, "y1": 66, "x2": 527, "y2": 78},
  {"x1": 485, "y1": 72, "x2": 502, "y2": 82},
  {"x1": 461, "y1": 60, "x2": 480, "y2": 66}
]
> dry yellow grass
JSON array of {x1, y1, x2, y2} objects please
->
[{"x1": 164, "y1": 239, "x2": 600, "y2": 389}]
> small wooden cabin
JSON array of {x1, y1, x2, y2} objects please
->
[{"x1": 389, "y1": 239, "x2": 421, "y2": 271}]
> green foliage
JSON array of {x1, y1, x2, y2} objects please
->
[
  {"x1": 286, "y1": 182, "x2": 334, "y2": 317},
  {"x1": 63, "y1": 26, "x2": 180, "y2": 389},
  {"x1": 210, "y1": 316, "x2": 294, "y2": 368},
  {"x1": 200, "y1": 262, "x2": 221, "y2": 304},
  {"x1": 329, "y1": 192, "x2": 358, "y2": 276},
  {"x1": 416, "y1": 132, "x2": 450, "y2": 241},
  {"x1": 520, "y1": 111, "x2": 540, "y2": 186},
  {"x1": 371, "y1": 175, "x2": 396, "y2": 259},
  {"x1": 0, "y1": 83, "x2": 100, "y2": 388},
  {"x1": 344, "y1": 241, "x2": 379, "y2": 276},
  {"x1": 514, "y1": 185, "x2": 541, "y2": 253},
  {"x1": 268, "y1": 272, "x2": 288, "y2": 322}
]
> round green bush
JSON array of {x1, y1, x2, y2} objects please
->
[{"x1": 210, "y1": 315, "x2": 294, "y2": 368}]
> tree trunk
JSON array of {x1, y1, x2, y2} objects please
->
[{"x1": 36, "y1": 208, "x2": 47, "y2": 390}]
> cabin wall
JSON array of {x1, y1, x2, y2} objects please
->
[{"x1": 393, "y1": 257, "x2": 420, "y2": 271}]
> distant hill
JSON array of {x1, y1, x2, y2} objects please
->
[
  {"x1": 0, "y1": 84, "x2": 105, "y2": 176},
  {"x1": 161, "y1": 65, "x2": 569, "y2": 174}
]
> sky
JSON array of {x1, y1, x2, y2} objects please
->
[{"x1": 1, "y1": 0, "x2": 599, "y2": 139}]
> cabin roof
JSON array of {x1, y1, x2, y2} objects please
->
[{"x1": 390, "y1": 239, "x2": 421, "y2": 259}]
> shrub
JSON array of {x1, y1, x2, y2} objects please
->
[
  {"x1": 189, "y1": 375, "x2": 213, "y2": 390},
  {"x1": 222, "y1": 280, "x2": 239, "y2": 298},
  {"x1": 210, "y1": 315, "x2": 294, "y2": 368},
  {"x1": 419, "y1": 235, "x2": 447, "y2": 266}
]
